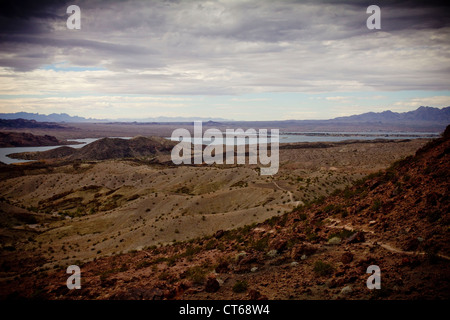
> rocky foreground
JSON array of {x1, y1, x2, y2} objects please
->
[{"x1": 1, "y1": 127, "x2": 449, "y2": 300}]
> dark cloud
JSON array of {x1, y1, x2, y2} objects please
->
[
  {"x1": 0, "y1": 0, "x2": 449, "y2": 93},
  {"x1": 0, "y1": 0, "x2": 69, "y2": 19}
]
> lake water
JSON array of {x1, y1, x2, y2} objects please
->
[
  {"x1": 169, "y1": 132, "x2": 439, "y2": 145},
  {"x1": 0, "y1": 132, "x2": 438, "y2": 164},
  {"x1": 0, "y1": 137, "x2": 130, "y2": 164}
]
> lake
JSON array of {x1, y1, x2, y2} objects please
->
[
  {"x1": 168, "y1": 132, "x2": 438, "y2": 145},
  {"x1": 0, "y1": 132, "x2": 438, "y2": 164}
]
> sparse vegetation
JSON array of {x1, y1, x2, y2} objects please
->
[
  {"x1": 371, "y1": 199, "x2": 383, "y2": 212},
  {"x1": 251, "y1": 236, "x2": 269, "y2": 252},
  {"x1": 232, "y1": 280, "x2": 248, "y2": 293},
  {"x1": 186, "y1": 266, "x2": 209, "y2": 285},
  {"x1": 313, "y1": 260, "x2": 334, "y2": 276}
]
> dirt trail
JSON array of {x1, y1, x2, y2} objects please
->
[
  {"x1": 273, "y1": 180, "x2": 303, "y2": 207},
  {"x1": 327, "y1": 218, "x2": 450, "y2": 261}
]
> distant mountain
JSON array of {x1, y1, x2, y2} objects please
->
[
  {"x1": 333, "y1": 106, "x2": 450, "y2": 123},
  {"x1": 0, "y1": 112, "x2": 230, "y2": 123},
  {"x1": 116, "y1": 116, "x2": 231, "y2": 122},
  {"x1": 0, "y1": 112, "x2": 96, "y2": 123},
  {"x1": 0, "y1": 107, "x2": 448, "y2": 126}
]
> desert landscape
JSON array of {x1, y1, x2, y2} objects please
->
[
  {"x1": 0, "y1": 119, "x2": 447, "y2": 300},
  {"x1": 1, "y1": 1, "x2": 449, "y2": 308}
]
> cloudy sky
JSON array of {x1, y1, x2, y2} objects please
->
[{"x1": 0, "y1": 0, "x2": 449, "y2": 120}]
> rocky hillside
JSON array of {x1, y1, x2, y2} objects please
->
[
  {"x1": 1, "y1": 127, "x2": 448, "y2": 300},
  {"x1": 69, "y1": 136, "x2": 176, "y2": 161},
  {"x1": 8, "y1": 136, "x2": 177, "y2": 161},
  {"x1": 0, "y1": 132, "x2": 78, "y2": 148},
  {"x1": 8, "y1": 146, "x2": 78, "y2": 160},
  {"x1": 0, "y1": 119, "x2": 65, "y2": 129}
]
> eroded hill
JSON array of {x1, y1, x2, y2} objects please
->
[
  {"x1": 8, "y1": 136, "x2": 177, "y2": 161},
  {"x1": 0, "y1": 132, "x2": 78, "y2": 148}
]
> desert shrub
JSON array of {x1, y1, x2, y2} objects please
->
[
  {"x1": 279, "y1": 214, "x2": 289, "y2": 227},
  {"x1": 240, "y1": 223, "x2": 257, "y2": 235},
  {"x1": 175, "y1": 186, "x2": 191, "y2": 194},
  {"x1": 182, "y1": 245, "x2": 201, "y2": 257},
  {"x1": 371, "y1": 199, "x2": 382, "y2": 212},
  {"x1": 186, "y1": 266, "x2": 208, "y2": 285},
  {"x1": 98, "y1": 268, "x2": 119, "y2": 283},
  {"x1": 323, "y1": 204, "x2": 347, "y2": 216},
  {"x1": 383, "y1": 170, "x2": 397, "y2": 182},
  {"x1": 232, "y1": 280, "x2": 248, "y2": 293},
  {"x1": 313, "y1": 260, "x2": 334, "y2": 276},
  {"x1": 251, "y1": 236, "x2": 269, "y2": 252},
  {"x1": 306, "y1": 232, "x2": 318, "y2": 241},
  {"x1": 136, "y1": 260, "x2": 151, "y2": 269},
  {"x1": 166, "y1": 256, "x2": 178, "y2": 266},
  {"x1": 286, "y1": 237, "x2": 299, "y2": 249},
  {"x1": 266, "y1": 215, "x2": 280, "y2": 226},
  {"x1": 328, "y1": 229, "x2": 355, "y2": 240},
  {"x1": 151, "y1": 256, "x2": 168, "y2": 264},
  {"x1": 158, "y1": 271, "x2": 171, "y2": 281},
  {"x1": 205, "y1": 239, "x2": 217, "y2": 250},
  {"x1": 315, "y1": 196, "x2": 326, "y2": 205}
]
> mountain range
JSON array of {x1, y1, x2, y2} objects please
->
[
  {"x1": 333, "y1": 106, "x2": 450, "y2": 123},
  {"x1": 0, "y1": 112, "x2": 229, "y2": 123},
  {"x1": 0, "y1": 106, "x2": 448, "y2": 124}
]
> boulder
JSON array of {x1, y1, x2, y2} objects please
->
[
  {"x1": 215, "y1": 261, "x2": 230, "y2": 273},
  {"x1": 341, "y1": 252, "x2": 354, "y2": 264},
  {"x1": 328, "y1": 237, "x2": 341, "y2": 245},
  {"x1": 205, "y1": 277, "x2": 220, "y2": 293}
]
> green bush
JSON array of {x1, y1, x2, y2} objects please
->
[
  {"x1": 182, "y1": 245, "x2": 201, "y2": 257},
  {"x1": 136, "y1": 260, "x2": 151, "y2": 269},
  {"x1": 186, "y1": 266, "x2": 208, "y2": 285},
  {"x1": 205, "y1": 239, "x2": 217, "y2": 250},
  {"x1": 313, "y1": 260, "x2": 334, "y2": 276},
  {"x1": 232, "y1": 280, "x2": 248, "y2": 293},
  {"x1": 251, "y1": 236, "x2": 269, "y2": 252}
]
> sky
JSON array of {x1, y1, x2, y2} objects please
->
[{"x1": 0, "y1": 0, "x2": 449, "y2": 121}]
